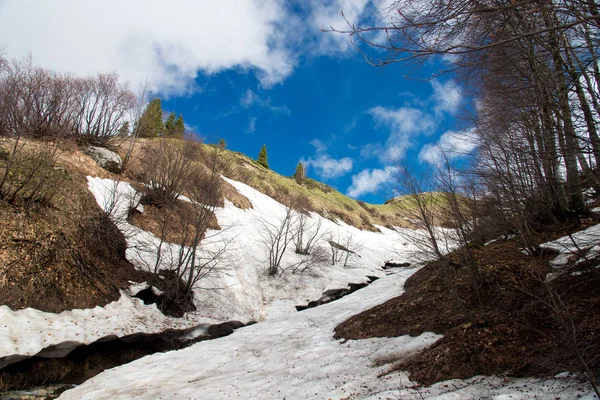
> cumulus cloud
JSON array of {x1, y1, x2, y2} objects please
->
[
  {"x1": 431, "y1": 79, "x2": 462, "y2": 115},
  {"x1": 302, "y1": 139, "x2": 353, "y2": 179},
  {"x1": 367, "y1": 105, "x2": 436, "y2": 161},
  {"x1": 0, "y1": 0, "x2": 294, "y2": 95},
  {"x1": 306, "y1": 0, "x2": 372, "y2": 55},
  {"x1": 347, "y1": 166, "x2": 397, "y2": 198},
  {"x1": 304, "y1": 155, "x2": 354, "y2": 179},
  {"x1": 418, "y1": 128, "x2": 478, "y2": 166}
]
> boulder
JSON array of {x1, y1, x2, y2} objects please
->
[
  {"x1": 84, "y1": 146, "x2": 122, "y2": 173},
  {"x1": 382, "y1": 261, "x2": 411, "y2": 269},
  {"x1": 207, "y1": 320, "x2": 245, "y2": 337}
]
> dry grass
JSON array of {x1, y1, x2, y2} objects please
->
[
  {"x1": 0, "y1": 142, "x2": 148, "y2": 312},
  {"x1": 111, "y1": 138, "x2": 448, "y2": 232}
]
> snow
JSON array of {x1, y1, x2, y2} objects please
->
[
  {"x1": 540, "y1": 223, "x2": 600, "y2": 270},
  {"x1": 85, "y1": 176, "x2": 426, "y2": 322},
  {"x1": 2, "y1": 175, "x2": 598, "y2": 399},
  {"x1": 0, "y1": 292, "x2": 204, "y2": 369},
  {"x1": 0, "y1": 176, "x2": 421, "y2": 368},
  {"x1": 366, "y1": 374, "x2": 596, "y2": 400},
  {"x1": 57, "y1": 266, "x2": 598, "y2": 400},
  {"x1": 59, "y1": 268, "x2": 445, "y2": 400}
]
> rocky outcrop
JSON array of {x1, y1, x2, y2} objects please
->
[
  {"x1": 84, "y1": 146, "x2": 122, "y2": 173},
  {"x1": 295, "y1": 276, "x2": 379, "y2": 311}
]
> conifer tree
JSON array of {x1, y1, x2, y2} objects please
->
[
  {"x1": 257, "y1": 144, "x2": 269, "y2": 169},
  {"x1": 118, "y1": 121, "x2": 130, "y2": 137},
  {"x1": 164, "y1": 112, "x2": 176, "y2": 137},
  {"x1": 173, "y1": 115, "x2": 185, "y2": 138},
  {"x1": 137, "y1": 99, "x2": 164, "y2": 138},
  {"x1": 293, "y1": 161, "x2": 305, "y2": 182}
]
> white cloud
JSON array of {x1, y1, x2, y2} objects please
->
[
  {"x1": 0, "y1": 0, "x2": 294, "y2": 95},
  {"x1": 304, "y1": 0, "x2": 372, "y2": 55},
  {"x1": 367, "y1": 105, "x2": 436, "y2": 161},
  {"x1": 246, "y1": 117, "x2": 257, "y2": 134},
  {"x1": 309, "y1": 138, "x2": 328, "y2": 153},
  {"x1": 431, "y1": 79, "x2": 462, "y2": 115},
  {"x1": 304, "y1": 155, "x2": 353, "y2": 179},
  {"x1": 418, "y1": 128, "x2": 478, "y2": 166},
  {"x1": 302, "y1": 139, "x2": 353, "y2": 179},
  {"x1": 347, "y1": 166, "x2": 397, "y2": 198},
  {"x1": 240, "y1": 90, "x2": 290, "y2": 115}
]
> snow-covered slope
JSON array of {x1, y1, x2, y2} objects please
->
[
  {"x1": 87, "y1": 175, "x2": 424, "y2": 322},
  {"x1": 0, "y1": 175, "x2": 420, "y2": 367},
  {"x1": 0, "y1": 293, "x2": 203, "y2": 369},
  {"x1": 58, "y1": 264, "x2": 597, "y2": 400}
]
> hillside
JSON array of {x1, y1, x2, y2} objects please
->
[
  {"x1": 0, "y1": 138, "x2": 418, "y2": 316},
  {"x1": 0, "y1": 138, "x2": 598, "y2": 399}
]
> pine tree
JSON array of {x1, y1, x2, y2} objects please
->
[
  {"x1": 164, "y1": 112, "x2": 176, "y2": 137},
  {"x1": 293, "y1": 161, "x2": 305, "y2": 182},
  {"x1": 257, "y1": 144, "x2": 269, "y2": 169},
  {"x1": 138, "y1": 99, "x2": 164, "y2": 138},
  {"x1": 173, "y1": 115, "x2": 185, "y2": 138},
  {"x1": 117, "y1": 121, "x2": 130, "y2": 137}
]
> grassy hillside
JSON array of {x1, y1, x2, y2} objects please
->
[
  {"x1": 114, "y1": 138, "x2": 423, "y2": 231},
  {"x1": 0, "y1": 136, "x2": 436, "y2": 314}
]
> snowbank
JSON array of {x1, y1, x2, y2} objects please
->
[
  {"x1": 540, "y1": 223, "x2": 600, "y2": 275},
  {"x1": 85, "y1": 176, "x2": 427, "y2": 322},
  {"x1": 58, "y1": 266, "x2": 597, "y2": 399},
  {"x1": 0, "y1": 292, "x2": 204, "y2": 369}
]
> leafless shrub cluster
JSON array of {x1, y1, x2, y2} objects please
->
[
  {"x1": 135, "y1": 142, "x2": 232, "y2": 309},
  {"x1": 0, "y1": 140, "x2": 64, "y2": 207},
  {"x1": 140, "y1": 139, "x2": 202, "y2": 207},
  {"x1": 327, "y1": 230, "x2": 362, "y2": 267},
  {"x1": 0, "y1": 54, "x2": 135, "y2": 144},
  {"x1": 260, "y1": 205, "x2": 295, "y2": 276},
  {"x1": 261, "y1": 195, "x2": 332, "y2": 276}
]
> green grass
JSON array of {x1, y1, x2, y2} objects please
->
[{"x1": 120, "y1": 139, "x2": 437, "y2": 231}]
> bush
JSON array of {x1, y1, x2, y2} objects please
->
[{"x1": 0, "y1": 140, "x2": 64, "y2": 208}]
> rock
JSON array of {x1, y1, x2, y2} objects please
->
[
  {"x1": 348, "y1": 283, "x2": 368, "y2": 291},
  {"x1": 382, "y1": 261, "x2": 411, "y2": 269},
  {"x1": 132, "y1": 287, "x2": 164, "y2": 305},
  {"x1": 207, "y1": 321, "x2": 245, "y2": 337},
  {"x1": 84, "y1": 146, "x2": 122, "y2": 173}
]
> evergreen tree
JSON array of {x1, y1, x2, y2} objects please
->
[
  {"x1": 173, "y1": 115, "x2": 185, "y2": 138},
  {"x1": 257, "y1": 144, "x2": 269, "y2": 169},
  {"x1": 164, "y1": 112, "x2": 176, "y2": 137},
  {"x1": 117, "y1": 121, "x2": 130, "y2": 137},
  {"x1": 293, "y1": 161, "x2": 305, "y2": 182},
  {"x1": 137, "y1": 99, "x2": 164, "y2": 138}
]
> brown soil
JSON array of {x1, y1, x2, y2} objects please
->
[
  {"x1": 128, "y1": 198, "x2": 221, "y2": 247},
  {"x1": 0, "y1": 147, "x2": 149, "y2": 313},
  {"x1": 335, "y1": 239, "x2": 600, "y2": 385}
]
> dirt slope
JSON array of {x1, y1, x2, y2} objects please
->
[{"x1": 335, "y1": 238, "x2": 600, "y2": 385}]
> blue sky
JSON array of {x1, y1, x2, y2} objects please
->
[{"x1": 0, "y1": 0, "x2": 475, "y2": 203}]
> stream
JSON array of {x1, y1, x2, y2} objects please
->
[{"x1": 0, "y1": 276, "x2": 378, "y2": 399}]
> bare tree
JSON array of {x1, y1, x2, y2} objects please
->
[
  {"x1": 327, "y1": 230, "x2": 363, "y2": 267},
  {"x1": 292, "y1": 211, "x2": 326, "y2": 255},
  {"x1": 392, "y1": 162, "x2": 445, "y2": 261},
  {"x1": 121, "y1": 79, "x2": 149, "y2": 172},
  {"x1": 140, "y1": 138, "x2": 200, "y2": 207},
  {"x1": 73, "y1": 73, "x2": 135, "y2": 145},
  {"x1": 135, "y1": 142, "x2": 232, "y2": 309},
  {"x1": 259, "y1": 204, "x2": 295, "y2": 276}
]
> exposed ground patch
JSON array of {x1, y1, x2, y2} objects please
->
[{"x1": 335, "y1": 238, "x2": 600, "y2": 386}]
